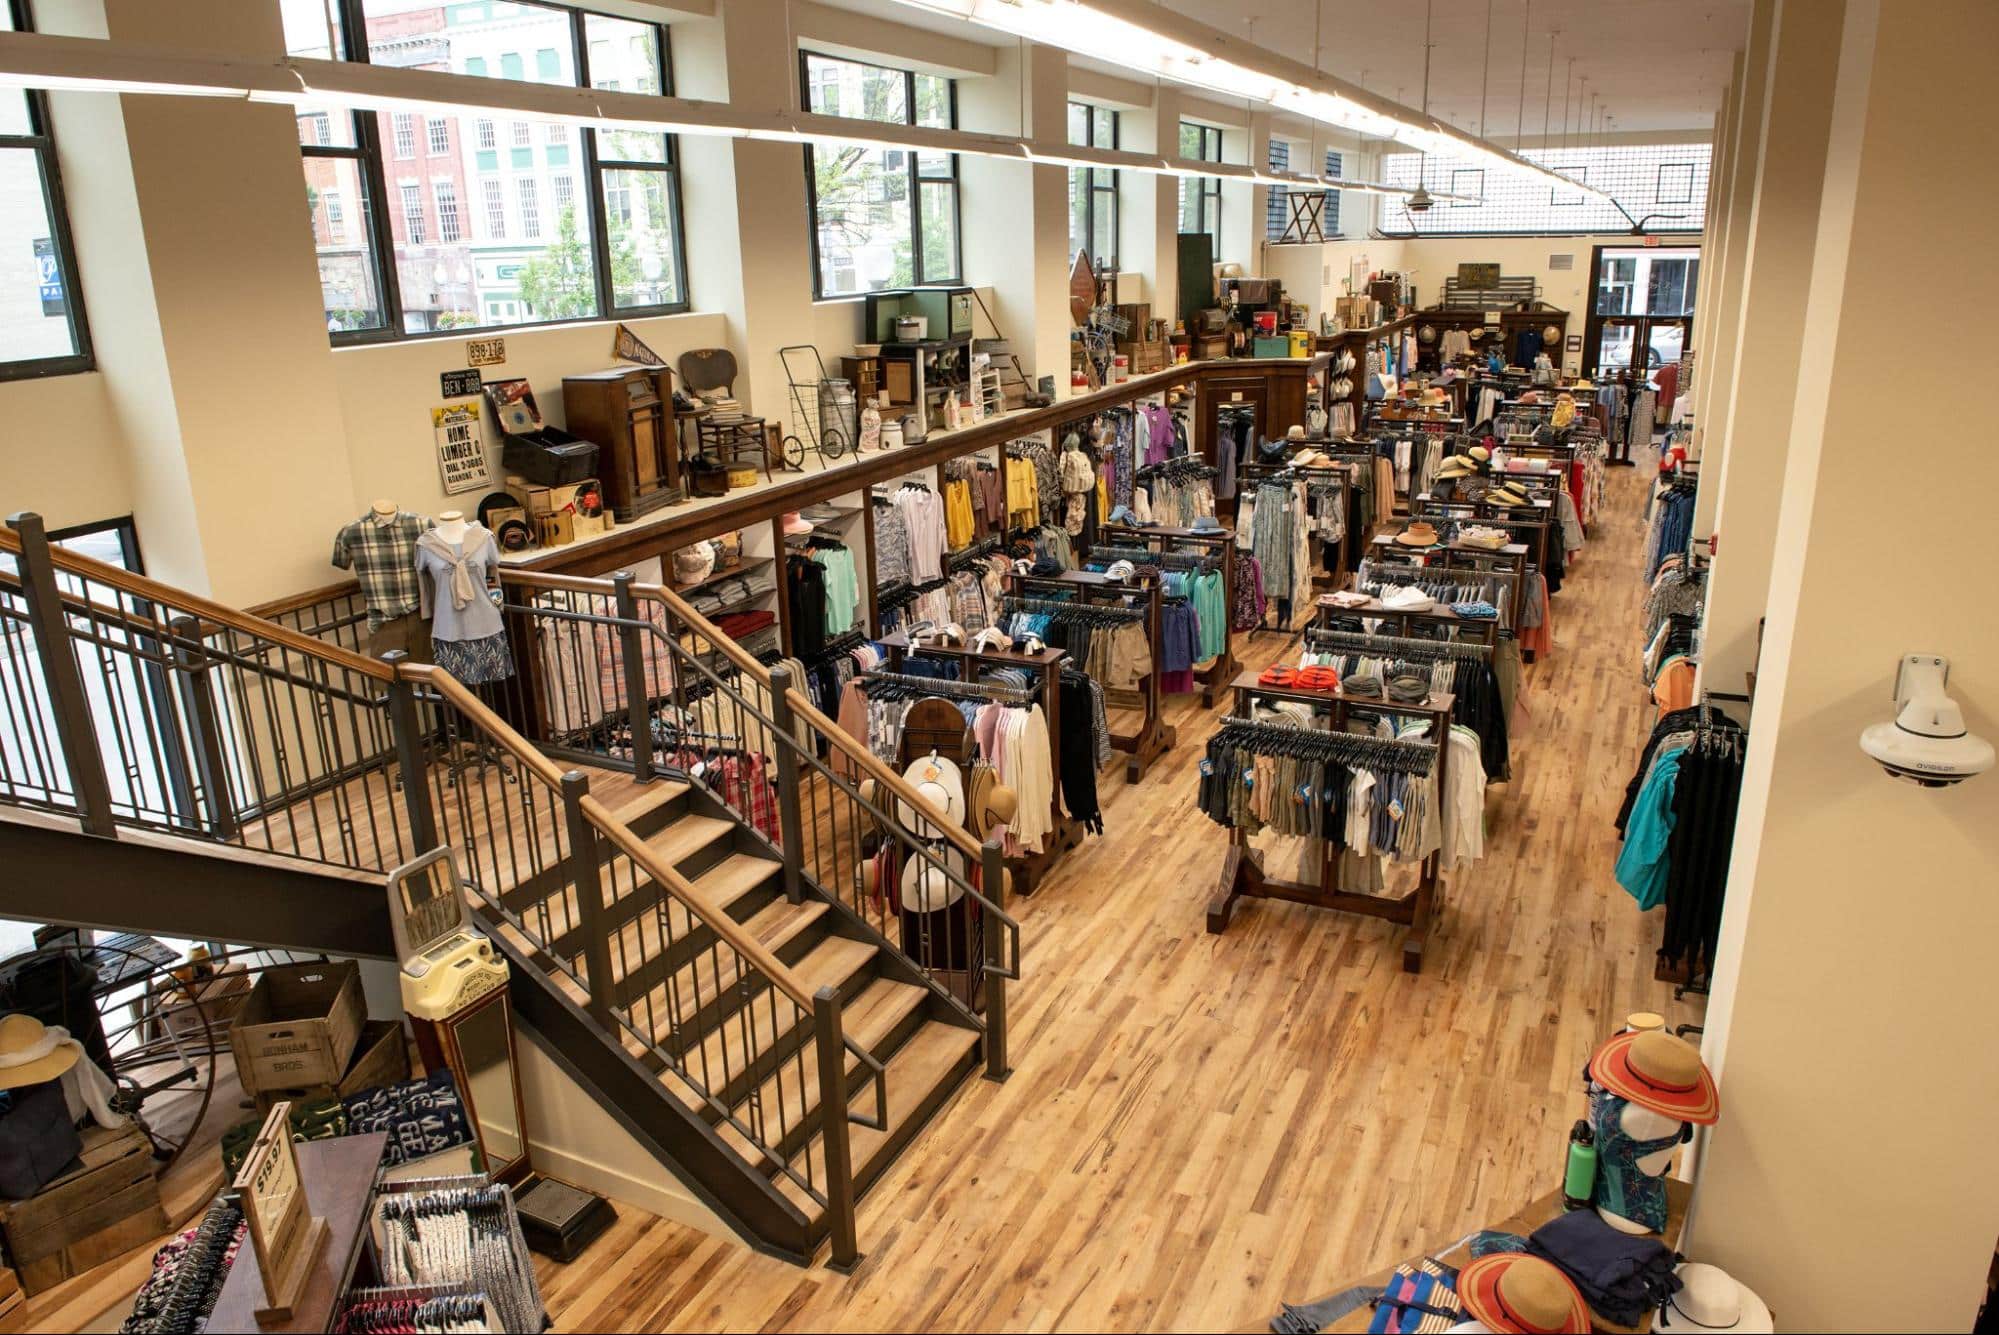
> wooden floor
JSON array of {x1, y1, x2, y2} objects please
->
[{"x1": 533, "y1": 464, "x2": 1701, "y2": 1332}]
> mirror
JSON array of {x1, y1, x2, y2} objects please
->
[{"x1": 449, "y1": 995, "x2": 524, "y2": 1175}]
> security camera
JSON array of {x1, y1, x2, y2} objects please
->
[
  {"x1": 1405, "y1": 185, "x2": 1435, "y2": 214},
  {"x1": 1859, "y1": 654, "x2": 1994, "y2": 787}
]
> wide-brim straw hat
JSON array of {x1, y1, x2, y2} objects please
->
[
  {"x1": 1589, "y1": 1029, "x2": 1720, "y2": 1124},
  {"x1": 0, "y1": 1013, "x2": 81, "y2": 1091},
  {"x1": 1457, "y1": 1253, "x2": 1590, "y2": 1334}
]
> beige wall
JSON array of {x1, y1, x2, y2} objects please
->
[{"x1": 1690, "y1": 2, "x2": 1999, "y2": 1328}]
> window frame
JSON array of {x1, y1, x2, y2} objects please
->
[
  {"x1": 1068, "y1": 100, "x2": 1119, "y2": 273},
  {"x1": 308, "y1": 0, "x2": 689, "y2": 347},
  {"x1": 798, "y1": 49, "x2": 963, "y2": 301},
  {"x1": 1, "y1": 0, "x2": 94, "y2": 381},
  {"x1": 1179, "y1": 120, "x2": 1223, "y2": 249}
]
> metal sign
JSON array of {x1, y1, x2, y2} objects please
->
[
  {"x1": 440, "y1": 368, "x2": 482, "y2": 398},
  {"x1": 1457, "y1": 262, "x2": 1502, "y2": 289},
  {"x1": 432, "y1": 402, "x2": 491, "y2": 495},
  {"x1": 465, "y1": 337, "x2": 507, "y2": 367},
  {"x1": 33, "y1": 237, "x2": 64, "y2": 316}
]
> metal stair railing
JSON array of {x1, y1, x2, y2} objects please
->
[{"x1": 0, "y1": 513, "x2": 878, "y2": 1266}]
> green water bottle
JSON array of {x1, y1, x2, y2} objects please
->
[{"x1": 1562, "y1": 1118, "x2": 1597, "y2": 1211}]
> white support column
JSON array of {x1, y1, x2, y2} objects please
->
[
  {"x1": 1692, "y1": 0, "x2": 1775, "y2": 536},
  {"x1": 1126, "y1": 84, "x2": 1185, "y2": 322},
  {"x1": 1685, "y1": 73, "x2": 1736, "y2": 429},
  {"x1": 1696, "y1": 0, "x2": 1846, "y2": 694},
  {"x1": 1692, "y1": 4, "x2": 1999, "y2": 1330},
  {"x1": 958, "y1": 41, "x2": 1071, "y2": 391}
]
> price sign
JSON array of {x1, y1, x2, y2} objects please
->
[
  {"x1": 466, "y1": 337, "x2": 507, "y2": 367},
  {"x1": 231, "y1": 1101, "x2": 328, "y2": 1322}
]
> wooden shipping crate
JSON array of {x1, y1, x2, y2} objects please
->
[
  {"x1": 0, "y1": 1127, "x2": 165, "y2": 1296},
  {"x1": 229, "y1": 961, "x2": 364, "y2": 1095},
  {"x1": 251, "y1": 1019, "x2": 410, "y2": 1115}
]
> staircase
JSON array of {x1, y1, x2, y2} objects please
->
[{"x1": 0, "y1": 512, "x2": 1019, "y2": 1267}]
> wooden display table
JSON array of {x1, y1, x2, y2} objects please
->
[
  {"x1": 1266, "y1": 1180, "x2": 1691, "y2": 1334},
  {"x1": 209, "y1": 1133, "x2": 387, "y2": 1334}
]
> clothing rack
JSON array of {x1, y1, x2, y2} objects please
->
[
  {"x1": 1206, "y1": 673, "x2": 1453, "y2": 973},
  {"x1": 876, "y1": 633, "x2": 1083, "y2": 892},
  {"x1": 1408, "y1": 495, "x2": 1554, "y2": 587},
  {"x1": 1304, "y1": 627, "x2": 1493, "y2": 660},
  {"x1": 1005, "y1": 569, "x2": 1176, "y2": 783},
  {"x1": 1355, "y1": 558, "x2": 1523, "y2": 640},
  {"x1": 1312, "y1": 594, "x2": 1501, "y2": 647},
  {"x1": 1233, "y1": 458, "x2": 1358, "y2": 597},
  {"x1": 1096, "y1": 521, "x2": 1241, "y2": 707},
  {"x1": 1368, "y1": 532, "x2": 1531, "y2": 631}
]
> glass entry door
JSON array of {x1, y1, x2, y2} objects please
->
[
  {"x1": 1596, "y1": 316, "x2": 1688, "y2": 373},
  {"x1": 1586, "y1": 245, "x2": 1699, "y2": 375}
]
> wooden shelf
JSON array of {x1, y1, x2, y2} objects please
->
[{"x1": 670, "y1": 556, "x2": 773, "y2": 598}]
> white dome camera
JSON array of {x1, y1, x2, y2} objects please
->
[{"x1": 1859, "y1": 653, "x2": 1994, "y2": 788}]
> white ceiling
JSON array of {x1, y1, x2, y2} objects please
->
[
  {"x1": 824, "y1": 0, "x2": 1749, "y2": 141},
  {"x1": 1161, "y1": 0, "x2": 1748, "y2": 138}
]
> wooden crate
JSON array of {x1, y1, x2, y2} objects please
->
[
  {"x1": 251, "y1": 1018, "x2": 410, "y2": 1114},
  {"x1": 0, "y1": 1127, "x2": 165, "y2": 1296},
  {"x1": 229, "y1": 961, "x2": 363, "y2": 1095}
]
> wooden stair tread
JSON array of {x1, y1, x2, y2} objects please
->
[
  {"x1": 712, "y1": 978, "x2": 930, "y2": 1162},
  {"x1": 774, "y1": 1020, "x2": 982, "y2": 1222},
  {"x1": 602, "y1": 853, "x2": 782, "y2": 985},
  {"x1": 575, "y1": 768, "x2": 689, "y2": 824},
  {"x1": 642, "y1": 812, "x2": 735, "y2": 868},
  {"x1": 619, "y1": 932, "x2": 880, "y2": 1084},
  {"x1": 630, "y1": 900, "x2": 833, "y2": 1046}
]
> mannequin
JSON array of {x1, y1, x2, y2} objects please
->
[
  {"x1": 415, "y1": 511, "x2": 513, "y2": 684},
  {"x1": 332, "y1": 499, "x2": 434, "y2": 662},
  {"x1": 1590, "y1": 1091, "x2": 1685, "y2": 1234}
]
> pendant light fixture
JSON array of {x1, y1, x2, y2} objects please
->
[{"x1": 1406, "y1": 0, "x2": 1437, "y2": 213}]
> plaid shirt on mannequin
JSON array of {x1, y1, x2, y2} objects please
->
[{"x1": 332, "y1": 510, "x2": 433, "y2": 629}]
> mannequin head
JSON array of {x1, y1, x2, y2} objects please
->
[
  {"x1": 371, "y1": 497, "x2": 397, "y2": 518},
  {"x1": 435, "y1": 509, "x2": 468, "y2": 540}
]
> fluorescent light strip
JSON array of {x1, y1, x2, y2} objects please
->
[
  {"x1": 888, "y1": 0, "x2": 1616, "y2": 204},
  {"x1": 0, "y1": 30, "x2": 1460, "y2": 201}
]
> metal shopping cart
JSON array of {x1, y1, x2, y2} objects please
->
[{"x1": 778, "y1": 344, "x2": 852, "y2": 470}]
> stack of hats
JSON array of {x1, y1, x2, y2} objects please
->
[
  {"x1": 1435, "y1": 455, "x2": 1478, "y2": 483},
  {"x1": 1486, "y1": 481, "x2": 1534, "y2": 508}
]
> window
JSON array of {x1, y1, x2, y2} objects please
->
[
  {"x1": 801, "y1": 52, "x2": 961, "y2": 298},
  {"x1": 1379, "y1": 142, "x2": 1712, "y2": 235},
  {"x1": 1451, "y1": 168, "x2": 1485, "y2": 207},
  {"x1": 434, "y1": 180, "x2": 461, "y2": 243},
  {"x1": 399, "y1": 182, "x2": 425, "y2": 244},
  {"x1": 483, "y1": 178, "x2": 506, "y2": 238},
  {"x1": 1067, "y1": 101, "x2": 1119, "y2": 272},
  {"x1": 1265, "y1": 138, "x2": 1290, "y2": 241},
  {"x1": 283, "y1": 0, "x2": 689, "y2": 339},
  {"x1": 1321, "y1": 149, "x2": 1343, "y2": 235},
  {"x1": 518, "y1": 178, "x2": 541, "y2": 239},
  {"x1": 1178, "y1": 121, "x2": 1223, "y2": 251}
]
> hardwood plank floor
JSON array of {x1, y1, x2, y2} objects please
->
[{"x1": 533, "y1": 464, "x2": 1701, "y2": 1332}]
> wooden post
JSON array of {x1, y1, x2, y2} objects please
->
[
  {"x1": 169, "y1": 614, "x2": 238, "y2": 840},
  {"x1": 611, "y1": 572, "x2": 654, "y2": 783},
  {"x1": 382, "y1": 654, "x2": 437, "y2": 852},
  {"x1": 7, "y1": 512, "x2": 117, "y2": 837},
  {"x1": 767, "y1": 664, "x2": 805, "y2": 905},
  {"x1": 812, "y1": 986, "x2": 862, "y2": 1272},
  {"x1": 981, "y1": 839, "x2": 1009, "y2": 1082},
  {"x1": 561, "y1": 770, "x2": 616, "y2": 1024}
]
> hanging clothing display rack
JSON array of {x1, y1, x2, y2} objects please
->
[
  {"x1": 1095, "y1": 521, "x2": 1241, "y2": 707},
  {"x1": 1003, "y1": 569, "x2": 1176, "y2": 783},
  {"x1": 1204, "y1": 675, "x2": 1453, "y2": 973}
]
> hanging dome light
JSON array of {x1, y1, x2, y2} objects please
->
[{"x1": 1406, "y1": 184, "x2": 1435, "y2": 212}]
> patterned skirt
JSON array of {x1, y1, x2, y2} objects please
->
[{"x1": 432, "y1": 630, "x2": 515, "y2": 684}]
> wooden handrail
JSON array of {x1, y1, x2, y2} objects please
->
[
  {"x1": 578, "y1": 794, "x2": 814, "y2": 1010},
  {"x1": 0, "y1": 528, "x2": 395, "y2": 681},
  {"x1": 244, "y1": 578, "x2": 366, "y2": 621},
  {"x1": 398, "y1": 662, "x2": 817, "y2": 1012},
  {"x1": 629, "y1": 582, "x2": 989, "y2": 865}
]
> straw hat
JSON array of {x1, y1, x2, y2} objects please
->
[
  {"x1": 967, "y1": 766, "x2": 1019, "y2": 840},
  {"x1": 1286, "y1": 424, "x2": 1308, "y2": 441},
  {"x1": 1456, "y1": 1254, "x2": 1590, "y2": 1334},
  {"x1": 0, "y1": 1013, "x2": 82, "y2": 1090},
  {"x1": 1651, "y1": 1263, "x2": 1772, "y2": 1333},
  {"x1": 1589, "y1": 1030, "x2": 1720, "y2": 1124},
  {"x1": 1468, "y1": 445, "x2": 1492, "y2": 463},
  {"x1": 1395, "y1": 521, "x2": 1440, "y2": 548},
  {"x1": 1435, "y1": 457, "x2": 1476, "y2": 481},
  {"x1": 781, "y1": 511, "x2": 813, "y2": 537}
]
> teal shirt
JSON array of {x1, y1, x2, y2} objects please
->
[{"x1": 1615, "y1": 745, "x2": 1684, "y2": 910}]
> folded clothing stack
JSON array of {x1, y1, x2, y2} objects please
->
[
  {"x1": 1451, "y1": 600, "x2": 1500, "y2": 619},
  {"x1": 1526, "y1": 1209, "x2": 1682, "y2": 1327}
]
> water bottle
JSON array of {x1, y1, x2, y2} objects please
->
[{"x1": 1563, "y1": 1118, "x2": 1598, "y2": 1211}]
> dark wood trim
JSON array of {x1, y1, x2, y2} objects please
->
[{"x1": 508, "y1": 355, "x2": 1327, "y2": 578}]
